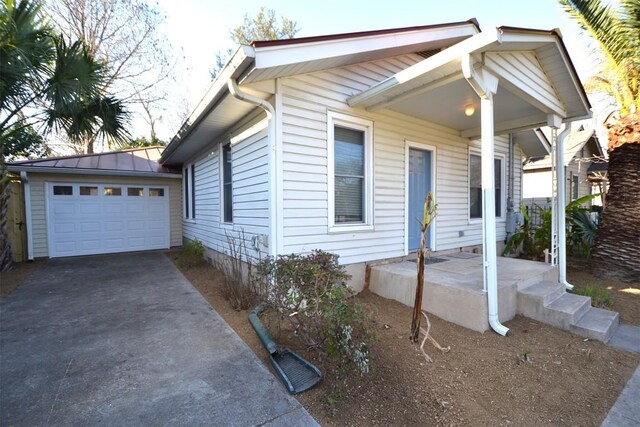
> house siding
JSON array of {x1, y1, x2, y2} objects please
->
[
  {"x1": 279, "y1": 54, "x2": 522, "y2": 265},
  {"x1": 182, "y1": 119, "x2": 270, "y2": 262},
  {"x1": 26, "y1": 173, "x2": 182, "y2": 258}
]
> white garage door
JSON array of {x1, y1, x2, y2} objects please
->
[{"x1": 47, "y1": 182, "x2": 170, "y2": 257}]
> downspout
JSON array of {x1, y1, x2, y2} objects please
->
[
  {"x1": 462, "y1": 54, "x2": 509, "y2": 336},
  {"x1": 227, "y1": 79, "x2": 278, "y2": 259},
  {"x1": 556, "y1": 123, "x2": 573, "y2": 290},
  {"x1": 20, "y1": 171, "x2": 33, "y2": 261}
]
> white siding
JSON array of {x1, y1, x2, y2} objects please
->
[
  {"x1": 279, "y1": 54, "x2": 523, "y2": 265},
  {"x1": 182, "y1": 120, "x2": 270, "y2": 262},
  {"x1": 27, "y1": 173, "x2": 182, "y2": 258}
]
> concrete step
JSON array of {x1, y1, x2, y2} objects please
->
[
  {"x1": 570, "y1": 307, "x2": 619, "y2": 343},
  {"x1": 517, "y1": 281, "x2": 566, "y2": 319},
  {"x1": 544, "y1": 293, "x2": 592, "y2": 330}
]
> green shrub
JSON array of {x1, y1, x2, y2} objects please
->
[
  {"x1": 257, "y1": 250, "x2": 376, "y2": 374},
  {"x1": 571, "y1": 284, "x2": 613, "y2": 309},
  {"x1": 177, "y1": 239, "x2": 205, "y2": 267}
]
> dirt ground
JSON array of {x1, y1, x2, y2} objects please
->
[
  {"x1": 568, "y1": 257, "x2": 640, "y2": 325},
  {"x1": 168, "y1": 253, "x2": 639, "y2": 427},
  {"x1": 0, "y1": 260, "x2": 43, "y2": 300}
]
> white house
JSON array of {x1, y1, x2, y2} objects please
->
[
  {"x1": 523, "y1": 123, "x2": 606, "y2": 207},
  {"x1": 160, "y1": 19, "x2": 591, "y2": 336}
]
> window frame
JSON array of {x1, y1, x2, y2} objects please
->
[
  {"x1": 327, "y1": 111, "x2": 374, "y2": 233},
  {"x1": 468, "y1": 149, "x2": 506, "y2": 223},
  {"x1": 219, "y1": 142, "x2": 233, "y2": 225},
  {"x1": 183, "y1": 163, "x2": 195, "y2": 220}
]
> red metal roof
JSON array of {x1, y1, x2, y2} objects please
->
[{"x1": 8, "y1": 147, "x2": 179, "y2": 175}]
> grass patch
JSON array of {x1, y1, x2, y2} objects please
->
[{"x1": 572, "y1": 284, "x2": 614, "y2": 309}]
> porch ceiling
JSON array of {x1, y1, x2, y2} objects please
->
[{"x1": 347, "y1": 27, "x2": 591, "y2": 141}]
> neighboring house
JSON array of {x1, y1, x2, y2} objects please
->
[
  {"x1": 7, "y1": 147, "x2": 182, "y2": 259},
  {"x1": 523, "y1": 123, "x2": 606, "y2": 208},
  {"x1": 159, "y1": 20, "x2": 590, "y2": 291}
]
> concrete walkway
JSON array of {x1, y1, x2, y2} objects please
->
[
  {"x1": 0, "y1": 252, "x2": 317, "y2": 426},
  {"x1": 601, "y1": 324, "x2": 640, "y2": 426}
]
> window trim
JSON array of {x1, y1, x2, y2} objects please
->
[
  {"x1": 327, "y1": 111, "x2": 374, "y2": 233},
  {"x1": 468, "y1": 149, "x2": 506, "y2": 223},
  {"x1": 183, "y1": 164, "x2": 195, "y2": 220},
  {"x1": 219, "y1": 142, "x2": 233, "y2": 225}
]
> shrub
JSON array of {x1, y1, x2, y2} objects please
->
[
  {"x1": 571, "y1": 284, "x2": 613, "y2": 309},
  {"x1": 177, "y1": 239, "x2": 205, "y2": 267},
  {"x1": 257, "y1": 250, "x2": 375, "y2": 374},
  {"x1": 215, "y1": 231, "x2": 260, "y2": 311}
]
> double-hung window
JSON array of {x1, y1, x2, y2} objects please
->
[
  {"x1": 328, "y1": 112, "x2": 373, "y2": 232},
  {"x1": 184, "y1": 163, "x2": 195, "y2": 219},
  {"x1": 221, "y1": 143, "x2": 233, "y2": 223},
  {"x1": 469, "y1": 153, "x2": 503, "y2": 219}
]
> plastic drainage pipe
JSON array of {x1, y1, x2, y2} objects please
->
[{"x1": 248, "y1": 304, "x2": 277, "y2": 355}]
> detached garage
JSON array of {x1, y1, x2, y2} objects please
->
[{"x1": 7, "y1": 147, "x2": 182, "y2": 259}]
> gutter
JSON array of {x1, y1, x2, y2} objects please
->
[
  {"x1": 6, "y1": 166, "x2": 181, "y2": 179},
  {"x1": 20, "y1": 171, "x2": 34, "y2": 261},
  {"x1": 227, "y1": 79, "x2": 279, "y2": 259}
]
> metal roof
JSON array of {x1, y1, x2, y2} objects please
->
[{"x1": 8, "y1": 147, "x2": 180, "y2": 177}]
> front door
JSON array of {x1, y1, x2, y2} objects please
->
[{"x1": 408, "y1": 147, "x2": 433, "y2": 251}]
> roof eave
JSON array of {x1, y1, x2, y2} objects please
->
[
  {"x1": 7, "y1": 165, "x2": 181, "y2": 179},
  {"x1": 160, "y1": 45, "x2": 256, "y2": 164}
]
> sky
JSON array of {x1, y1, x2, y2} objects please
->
[{"x1": 150, "y1": 0, "x2": 609, "y2": 141}]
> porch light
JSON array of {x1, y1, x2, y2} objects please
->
[{"x1": 464, "y1": 103, "x2": 476, "y2": 117}]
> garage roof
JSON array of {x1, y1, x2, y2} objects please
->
[{"x1": 7, "y1": 147, "x2": 181, "y2": 178}]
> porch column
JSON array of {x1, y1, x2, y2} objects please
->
[
  {"x1": 462, "y1": 54, "x2": 509, "y2": 336},
  {"x1": 551, "y1": 116, "x2": 573, "y2": 290}
]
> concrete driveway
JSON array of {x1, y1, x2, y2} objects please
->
[{"x1": 0, "y1": 252, "x2": 317, "y2": 426}]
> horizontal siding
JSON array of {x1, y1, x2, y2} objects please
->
[
  {"x1": 182, "y1": 123, "x2": 270, "y2": 262},
  {"x1": 280, "y1": 54, "x2": 522, "y2": 265},
  {"x1": 27, "y1": 173, "x2": 182, "y2": 258}
]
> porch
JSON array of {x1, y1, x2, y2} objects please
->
[{"x1": 369, "y1": 253, "x2": 619, "y2": 342}]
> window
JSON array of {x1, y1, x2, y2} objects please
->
[
  {"x1": 79, "y1": 186, "x2": 97, "y2": 196},
  {"x1": 328, "y1": 111, "x2": 373, "y2": 231},
  {"x1": 149, "y1": 188, "x2": 164, "y2": 197},
  {"x1": 127, "y1": 187, "x2": 143, "y2": 196},
  {"x1": 571, "y1": 173, "x2": 579, "y2": 200},
  {"x1": 469, "y1": 153, "x2": 503, "y2": 219},
  {"x1": 184, "y1": 164, "x2": 195, "y2": 219},
  {"x1": 53, "y1": 185, "x2": 73, "y2": 196},
  {"x1": 222, "y1": 144, "x2": 232, "y2": 223},
  {"x1": 104, "y1": 187, "x2": 122, "y2": 196}
]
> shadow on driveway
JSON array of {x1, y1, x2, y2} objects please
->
[{"x1": 0, "y1": 252, "x2": 317, "y2": 426}]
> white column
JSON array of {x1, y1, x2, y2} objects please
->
[{"x1": 555, "y1": 122, "x2": 572, "y2": 289}]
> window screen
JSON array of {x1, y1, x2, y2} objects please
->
[{"x1": 334, "y1": 126, "x2": 365, "y2": 223}]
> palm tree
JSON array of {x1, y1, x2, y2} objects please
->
[
  {"x1": 558, "y1": 0, "x2": 640, "y2": 280},
  {"x1": 0, "y1": 0, "x2": 129, "y2": 271}
]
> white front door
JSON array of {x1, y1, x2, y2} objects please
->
[{"x1": 47, "y1": 182, "x2": 169, "y2": 257}]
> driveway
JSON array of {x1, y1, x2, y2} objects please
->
[{"x1": 0, "y1": 252, "x2": 317, "y2": 426}]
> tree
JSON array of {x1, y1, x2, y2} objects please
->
[
  {"x1": 44, "y1": 0, "x2": 175, "y2": 153},
  {"x1": 210, "y1": 7, "x2": 300, "y2": 79},
  {"x1": 558, "y1": 0, "x2": 640, "y2": 279},
  {"x1": 0, "y1": 0, "x2": 128, "y2": 271}
]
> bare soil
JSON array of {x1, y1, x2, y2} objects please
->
[
  {"x1": 0, "y1": 260, "x2": 44, "y2": 300},
  {"x1": 168, "y1": 253, "x2": 639, "y2": 427},
  {"x1": 568, "y1": 257, "x2": 640, "y2": 325}
]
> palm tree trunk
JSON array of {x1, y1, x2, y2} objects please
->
[
  {"x1": 0, "y1": 157, "x2": 14, "y2": 272},
  {"x1": 591, "y1": 113, "x2": 640, "y2": 280}
]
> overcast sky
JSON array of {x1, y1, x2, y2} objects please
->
[{"x1": 150, "y1": 0, "x2": 608, "y2": 141}]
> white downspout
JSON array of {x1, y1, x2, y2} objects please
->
[
  {"x1": 20, "y1": 171, "x2": 34, "y2": 261},
  {"x1": 227, "y1": 79, "x2": 278, "y2": 258},
  {"x1": 462, "y1": 55, "x2": 509, "y2": 336},
  {"x1": 555, "y1": 123, "x2": 573, "y2": 290}
]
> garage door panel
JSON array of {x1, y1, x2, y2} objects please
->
[{"x1": 48, "y1": 183, "x2": 169, "y2": 257}]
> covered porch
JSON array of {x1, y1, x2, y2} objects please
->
[{"x1": 347, "y1": 26, "x2": 592, "y2": 336}]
